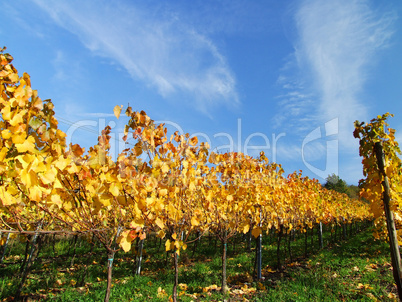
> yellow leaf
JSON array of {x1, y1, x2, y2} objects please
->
[
  {"x1": 0, "y1": 187, "x2": 15, "y2": 206},
  {"x1": 17, "y1": 154, "x2": 34, "y2": 169},
  {"x1": 32, "y1": 96, "x2": 43, "y2": 110},
  {"x1": 189, "y1": 136, "x2": 198, "y2": 146},
  {"x1": 159, "y1": 188, "x2": 168, "y2": 196},
  {"x1": 189, "y1": 182, "x2": 196, "y2": 191},
  {"x1": 50, "y1": 194, "x2": 63, "y2": 208},
  {"x1": 165, "y1": 239, "x2": 172, "y2": 252},
  {"x1": 114, "y1": 105, "x2": 123, "y2": 119},
  {"x1": 120, "y1": 238, "x2": 132, "y2": 252},
  {"x1": 174, "y1": 241, "x2": 181, "y2": 255},
  {"x1": 109, "y1": 182, "x2": 120, "y2": 197},
  {"x1": 191, "y1": 216, "x2": 200, "y2": 227},
  {"x1": 129, "y1": 218, "x2": 144, "y2": 228},
  {"x1": 63, "y1": 201, "x2": 73, "y2": 211},
  {"x1": 15, "y1": 136, "x2": 35, "y2": 153},
  {"x1": 161, "y1": 164, "x2": 169, "y2": 174},
  {"x1": 29, "y1": 186, "x2": 42, "y2": 202},
  {"x1": 356, "y1": 283, "x2": 373, "y2": 290},
  {"x1": 118, "y1": 230, "x2": 133, "y2": 252},
  {"x1": 67, "y1": 163, "x2": 81, "y2": 174},
  {"x1": 388, "y1": 293, "x2": 397, "y2": 299},
  {"x1": 157, "y1": 287, "x2": 168, "y2": 298},
  {"x1": 1, "y1": 105, "x2": 12, "y2": 121},
  {"x1": 1, "y1": 129, "x2": 12, "y2": 139},
  {"x1": 40, "y1": 167, "x2": 57, "y2": 185},
  {"x1": 99, "y1": 194, "x2": 112, "y2": 207},
  {"x1": 12, "y1": 133, "x2": 27, "y2": 144},
  {"x1": 157, "y1": 230, "x2": 166, "y2": 239},
  {"x1": 9, "y1": 111, "x2": 24, "y2": 127},
  {"x1": 167, "y1": 204, "x2": 176, "y2": 217},
  {"x1": 243, "y1": 224, "x2": 250, "y2": 234},
  {"x1": 178, "y1": 283, "x2": 188, "y2": 291},
  {"x1": 55, "y1": 156, "x2": 70, "y2": 171},
  {"x1": 155, "y1": 217, "x2": 164, "y2": 230},
  {"x1": 6, "y1": 185, "x2": 19, "y2": 196},
  {"x1": 70, "y1": 144, "x2": 84, "y2": 157},
  {"x1": 205, "y1": 190, "x2": 213, "y2": 202},
  {"x1": 385, "y1": 165, "x2": 394, "y2": 178},
  {"x1": 145, "y1": 196, "x2": 156, "y2": 206},
  {"x1": 20, "y1": 170, "x2": 38, "y2": 188},
  {"x1": 56, "y1": 129, "x2": 67, "y2": 139},
  {"x1": 251, "y1": 227, "x2": 262, "y2": 238},
  {"x1": 203, "y1": 284, "x2": 218, "y2": 292},
  {"x1": 53, "y1": 177, "x2": 63, "y2": 189},
  {"x1": 32, "y1": 160, "x2": 46, "y2": 173}
]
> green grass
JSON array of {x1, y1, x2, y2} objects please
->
[{"x1": 0, "y1": 224, "x2": 398, "y2": 301}]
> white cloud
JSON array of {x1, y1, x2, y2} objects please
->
[
  {"x1": 274, "y1": 54, "x2": 317, "y2": 134},
  {"x1": 32, "y1": 0, "x2": 239, "y2": 114},
  {"x1": 277, "y1": 0, "x2": 396, "y2": 151},
  {"x1": 296, "y1": 0, "x2": 396, "y2": 147}
]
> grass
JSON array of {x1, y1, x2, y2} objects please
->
[{"x1": 0, "y1": 223, "x2": 398, "y2": 301}]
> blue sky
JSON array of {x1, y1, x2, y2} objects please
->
[{"x1": 1, "y1": 0, "x2": 401, "y2": 185}]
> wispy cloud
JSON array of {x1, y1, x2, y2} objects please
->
[
  {"x1": 277, "y1": 0, "x2": 396, "y2": 150},
  {"x1": 32, "y1": 0, "x2": 239, "y2": 114},
  {"x1": 1, "y1": 2, "x2": 46, "y2": 39},
  {"x1": 274, "y1": 53, "x2": 317, "y2": 134},
  {"x1": 273, "y1": 74, "x2": 316, "y2": 133},
  {"x1": 162, "y1": 0, "x2": 281, "y2": 37}
]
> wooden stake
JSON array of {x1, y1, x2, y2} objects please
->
[{"x1": 374, "y1": 142, "x2": 402, "y2": 300}]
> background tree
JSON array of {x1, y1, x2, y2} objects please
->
[
  {"x1": 324, "y1": 174, "x2": 360, "y2": 199},
  {"x1": 346, "y1": 185, "x2": 360, "y2": 199},
  {"x1": 324, "y1": 174, "x2": 348, "y2": 194}
]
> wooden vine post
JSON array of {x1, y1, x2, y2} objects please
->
[
  {"x1": 374, "y1": 142, "x2": 402, "y2": 297},
  {"x1": 256, "y1": 207, "x2": 262, "y2": 280},
  {"x1": 354, "y1": 113, "x2": 402, "y2": 301},
  {"x1": 318, "y1": 222, "x2": 323, "y2": 249}
]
